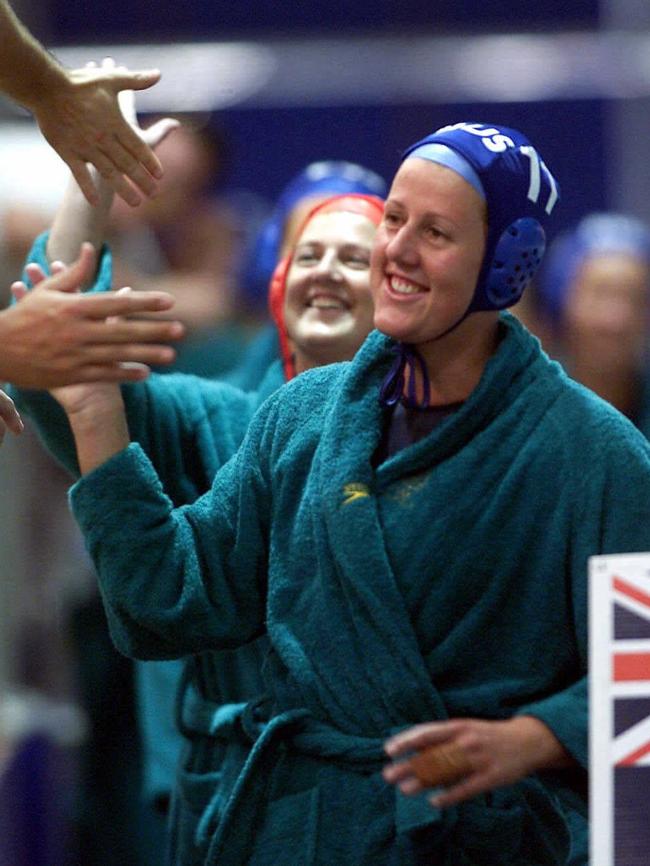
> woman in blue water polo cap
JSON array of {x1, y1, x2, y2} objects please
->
[{"x1": 59, "y1": 122, "x2": 650, "y2": 865}]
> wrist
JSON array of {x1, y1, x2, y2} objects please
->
[
  {"x1": 65, "y1": 389, "x2": 125, "y2": 431},
  {"x1": 20, "y1": 58, "x2": 70, "y2": 112},
  {"x1": 66, "y1": 392, "x2": 130, "y2": 476},
  {"x1": 507, "y1": 715, "x2": 574, "y2": 772}
]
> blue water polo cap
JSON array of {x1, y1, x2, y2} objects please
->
[
  {"x1": 539, "y1": 212, "x2": 650, "y2": 327},
  {"x1": 241, "y1": 160, "x2": 387, "y2": 307},
  {"x1": 402, "y1": 122, "x2": 560, "y2": 312}
]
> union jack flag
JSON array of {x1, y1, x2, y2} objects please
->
[{"x1": 590, "y1": 553, "x2": 650, "y2": 866}]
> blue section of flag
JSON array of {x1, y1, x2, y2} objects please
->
[
  {"x1": 614, "y1": 603, "x2": 650, "y2": 640},
  {"x1": 614, "y1": 698, "x2": 650, "y2": 738},
  {"x1": 615, "y1": 767, "x2": 650, "y2": 865}
]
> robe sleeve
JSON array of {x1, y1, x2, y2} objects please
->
[
  {"x1": 516, "y1": 417, "x2": 650, "y2": 771},
  {"x1": 68, "y1": 397, "x2": 275, "y2": 660}
]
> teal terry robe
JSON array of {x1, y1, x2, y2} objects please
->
[
  {"x1": 68, "y1": 315, "x2": 650, "y2": 865},
  {"x1": 11, "y1": 233, "x2": 286, "y2": 860}
]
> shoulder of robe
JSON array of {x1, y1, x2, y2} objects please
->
[
  {"x1": 545, "y1": 373, "x2": 650, "y2": 467},
  {"x1": 273, "y1": 362, "x2": 349, "y2": 415}
]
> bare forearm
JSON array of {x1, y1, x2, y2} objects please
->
[
  {"x1": 0, "y1": 1, "x2": 67, "y2": 109},
  {"x1": 67, "y1": 397, "x2": 130, "y2": 475},
  {"x1": 48, "y1": 170, "x2": 114, "y2": 278}
]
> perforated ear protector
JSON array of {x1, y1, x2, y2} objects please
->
[{"x1": 481, "y1": 217, "x2": 546, "y2": 310}]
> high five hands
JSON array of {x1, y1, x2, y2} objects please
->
[
  {"x1": 4, "y1": 242, "x2": 184, "y2": 389},
  {"x1": 31, "y1": 63, "x2": 166, "y2": 208}
]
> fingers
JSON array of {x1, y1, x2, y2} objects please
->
[
  {"x1": 107, "y1": 68, "x2": 164, "y2": 181},
  {"x1": 384, "y1": 721, "x2": 461, "y2": 758},
  {"x1": 71, "y1": 61, "x2": 164, "y2": 203},
  {"x1": 89, "y1": 145, "x2": 143, "y2": 207},
  {"x1": 10, "y1": 281, "x2": 27, "y2": 301},
  {"x1": 18, "y1": 260, "x2": 68, "y2": 299},
  {"x1": 117, "y1": 86, "x2": 137, "y2": 128},
  {"x1": 24, "y1": 263, "x2": 47, "y2": 285},
  {"x1": 23, "y1": 260, "x2": 65, "y2": 288},
  {"x1": 82, "y1": 319, "x2": 182, "y2": 352},
  {"x1": 0, "y1": 390, "x2": 24, "y2": 436},
  {"x1": 141, "y1": 117, "x2": 180, "y2": 150},
  {"x1": 42, "y1": 243, "x2": 96, "y2": 293},
  {"x1": 429, "y1": 771, "x2": 494, "y2": 809},
  {"x1": 383, "y1": 721, "x2": 476, "y2": 804},
  {"x1": 114, "y1": 69, "x2": 162, "y2": 93},
  {"x1": 100, "y1": 134, "x2": 158, "y2": 197},
  {"x1": 76, "y1": 289, "x2": 181, "y2": 322},
  {"x1": 67, "y1": 156, "x2": 100, "y2": 207},
  {"x1": 71, "y1": 362, "x2": 152, "y2": 383},
  {"x1": 403, "y1": 740, "x2": 474, "y2": 788}
]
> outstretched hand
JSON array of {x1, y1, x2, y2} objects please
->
[
  {"x1": 30, "y1": 61, "x2": 169, "y2": 208},
  {"x1": 0, "y1": 389, "x2": 23, "y2": 447},
  {"x1": 2, "y1": 242, "x2": 184, "y2": 389},
  {"x1": 383, "y1": 715, "x2": 574, "y2": 809}
]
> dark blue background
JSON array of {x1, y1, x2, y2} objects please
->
[
  {"x1": 49, "y1": 1, "x2": 600, "y2": 42},
  {"x1": 42, "y1": 2, "x2": 608, "y2": 240}
]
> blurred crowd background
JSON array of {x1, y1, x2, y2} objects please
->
[{"x1": 2, "y1": 0, "x2": 650, "y2": 863}]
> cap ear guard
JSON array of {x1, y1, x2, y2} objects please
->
[{"x1": 477, "y1": 217, "x2": 546, "y2": 311}]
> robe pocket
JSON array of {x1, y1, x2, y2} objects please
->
[
  {"x1": 168, "y1": 766, "x2": 225, "y2": 866},
  {"x1": 248, "y1": 786, "x2": 321, "y2": 866},
  {"x1": 450, "y1": 778, "x2": 571, "y2": 866}
]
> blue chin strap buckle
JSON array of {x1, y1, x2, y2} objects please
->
[{"x1": 482, "y1": 217, "x2": 546, "y2": 310}]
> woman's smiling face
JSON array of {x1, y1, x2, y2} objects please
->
[
  {"x1": 284, "y1": 210, "x2": 377, "y2": 370},
  {"x1": 370, "y1": 158, "x2": 487, "y2": 346}
]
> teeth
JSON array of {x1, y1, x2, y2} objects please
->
[
  {"x1": 389, "y1": 276, "x2": 424, "y2": 295},
  {"x1": 310, "y1": 297, "x2": 345, "y2": 310}
]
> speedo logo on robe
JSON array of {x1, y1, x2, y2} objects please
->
[
  {"x1": 342, "y1": 483, "x2": 370, "y2": 506},
  {"x1": 590, "y1": 554, "x2": 650, "y2": 866}
]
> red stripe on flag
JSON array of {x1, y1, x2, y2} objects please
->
[
  {"x1": 616, "y1": 739, "x2": 650, "y2": 767},
  {"x1": 613, "y1": 652, "x2": 650, "y2": 681},
  {"x1": 613, "y1": 576, "x2": 650, "y2": 609}
]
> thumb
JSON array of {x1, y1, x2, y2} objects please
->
[
  {"x1": 46, "y1": 243, "x2": 96, "y2": 294},
  {"x1": 112, "y1": 69, "x2": 161, "y2": 92},
  {"x1": 10, "y1": 281, "x2": 28, "y2": 301},
  {"x1": 143, "y1": 117, "x2": 180, "y2": 149}
]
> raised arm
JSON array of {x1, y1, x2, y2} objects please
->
[
  {"x1": 8, "y1": 83, "x2": 256, "y2": 488},
  {"x1": 67, "y1": 396, "x2": 276, "y2": 658},
  {"x1": 0, "y1": 1, "x2": 165, "y2": 207},
  {"x1": 45, "y1": 67, "x2": 178, "y2": 279}
]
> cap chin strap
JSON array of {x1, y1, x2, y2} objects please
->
[{"x1": 378, "y1": 300, "x2": 475, "y2": 409}]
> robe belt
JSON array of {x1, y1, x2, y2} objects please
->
[{"x1": 180, "y1": 684, "x2": 448, "y2": 866}]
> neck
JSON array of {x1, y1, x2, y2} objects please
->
[{"x1": 406, "y1": 311, "x2": 500, "y2": 405}]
